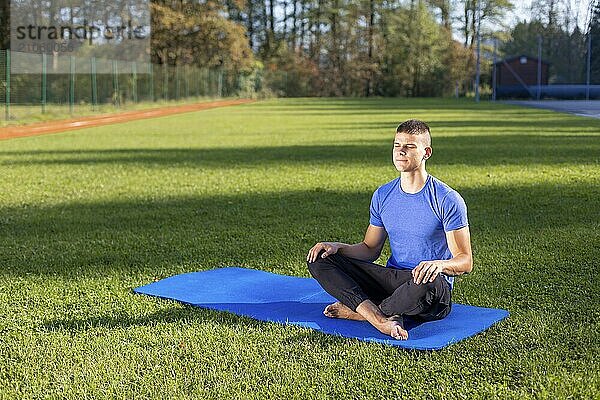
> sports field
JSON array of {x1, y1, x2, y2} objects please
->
[{"x1": 1, "y1": 98, "x2": 598, "y2": 398}]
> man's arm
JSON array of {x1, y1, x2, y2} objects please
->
[
  {"x1": 412, "y1": 226, "x2": 473, "y2": 284},
  {"x1": 306, "y1": 224, "x2": 388, "y2": 263}
]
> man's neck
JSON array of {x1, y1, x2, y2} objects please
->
[{"x1": 400, "y1": 169, "x2": 428, "y2": 194}]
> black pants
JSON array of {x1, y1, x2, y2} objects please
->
[{"x1": 307, "y1": 251, "x2": 451, "y2": 321}]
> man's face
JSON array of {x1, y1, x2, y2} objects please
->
[{"x1": 392, "y1": 131, "x2": 431, "y2": 173}]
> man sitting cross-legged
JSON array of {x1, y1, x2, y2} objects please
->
[{"x1": 306, "y1": 119, "x2": 473, "y2": 340}]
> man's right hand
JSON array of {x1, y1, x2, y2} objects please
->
[{"x1": 306, "y1": 242, "x2": 343, "y2": 263}]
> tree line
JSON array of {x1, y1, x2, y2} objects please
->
[
  {"x1": 1, "y1": 0, "x2": 597, "y2": 96},
  {"x1": 150, "y1": 0, "x2": 598, "y2": 96},
  {"x1": 150, "y1": 0, "x2": 516, "y2": 97}
]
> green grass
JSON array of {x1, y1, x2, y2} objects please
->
[{"x1": 1, "y1": 98, "x2": 599, "y2": 399}]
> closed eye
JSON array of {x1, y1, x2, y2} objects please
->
[{"x1": 394, "y1": 143, "x2": 417, "y2": 149}]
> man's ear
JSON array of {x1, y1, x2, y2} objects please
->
[{"x1": 423, "y1": 146, "x2": 432, "y2": 160}]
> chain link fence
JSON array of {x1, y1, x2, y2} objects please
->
[{"x1": 0, "y1": 50, "x2": 257, "y2": 124}]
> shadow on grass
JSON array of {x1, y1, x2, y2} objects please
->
[
  {"x1": 1, "y1": 183, "x2": 598, "y2": 279},
  {"x1": 0, "y1": 190, "x2": 369, "y2": 278},
  {"x1": 39, "y1": 304, "x2": 263, "y2": 332},
  {"x1": 323, "y1": 117, "x2": 600, "y2": 132},
  {"x1": 8, "y1": 183, "x2": 595, "y2": 337},
  {"x1": 252, "y1": 98, "x2": 532, "y2": 112},
  {"x1": 38, "y1": 301, "x2": 373, "y2": 349},
  {"x1": 1, "y1": 134, "x2": 599, "y2": 167},
  {"x1": 40, "y1": 298, "x2": 426, "y2": 345}
]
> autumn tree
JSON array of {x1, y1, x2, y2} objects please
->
[{"x1": 150, "y1": 0, "x2": 253, "y2": 72}]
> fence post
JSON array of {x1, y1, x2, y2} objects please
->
[
  {"x1": 218, "y1": 68, "x2": 223, "y2": 98},
  {"x1": 196, "y1": 67, "x2": 200, "y2": 97},
  {"x1": 149, "y1": 63, "x2": 154, "y2": 101},
  {"x1": 175, "y1": 64, "x2": 180, "y2": 100},
  {"x1": 113, "y1": 59, "x2": 120, "y2": 107},
  {"x1": 185, "y1": 65, "x2": 189, "y2": 98},
  {"x1": 537, "y1": 35, "x2": 542, "y2": 100},
  {"x1": 5, "y1": 49, "x2": 10, "y2": 121},
  {"x1": 587, "y1": 34, "x2": 592, "y2": 101},
  {"x1": 41, "y1": 53, "x2": 47, "y2": 113},
  {"x1": 492, "y1": 38, "x2": 497, "y2": 101},
  {"x1": 69, "y1": 55, "x2": 75, "y2": 114},
  {"x1": 163, "y1": 63, "x2": 168, "y2": 100},
  {"x1": 91, "y1": 57, "x2": 97, "y2": 111},
  {"x1": 474, "y1": 0, "x2": 481, "y2": 102},
  {"x1": 132, "y1": 61, "x2": 138, "y2": 103}
]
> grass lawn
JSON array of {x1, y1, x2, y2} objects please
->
[{"x1": 0, "y1": 98, "x2": 598, "y2": 398}]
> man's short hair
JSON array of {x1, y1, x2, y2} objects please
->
[{"x1": 396, "y1": 119, "x2": 431, "y2": 147}]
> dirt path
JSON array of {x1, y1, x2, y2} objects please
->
[{"x1": 0, "y1": 98, "x2": 255, "y2": 141}]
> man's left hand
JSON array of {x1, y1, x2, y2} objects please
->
[{"x1": 412, "y1": 261, "x2": 445, "y2": 285}]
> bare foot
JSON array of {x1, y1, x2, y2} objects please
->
[
  {"x1": 323, "y1": 302, "x2": 366, "y2": 321},
  {"x1": 383, "y1": 320, "x2": 408, "y2": 340},
  {"x1": 354, "y1": 300, "x2": 409, "y2": 340},
  {"x1": 383, "y1": 315, "x2": 408, "y2": 340}
]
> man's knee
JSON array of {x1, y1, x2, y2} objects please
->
[
  {"x1": 307, "y1": 250, "x2": 326, "y2": 277},
  {"x1": 307, "y1": 258, "x2": 322, "y2": 278},
  {"x1": 403, "y1": 275, "x2": 448, "y2": 304},
  {"x1": 307, "y1": 250, "x2": 342, "y2": 278},
  {"x1": 422, "y1": 276, "x2": 452, "y2": 320},
  {"x1": 423, "y1": 276, "x2": 451, "y2": 305}
]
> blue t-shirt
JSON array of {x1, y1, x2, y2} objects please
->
[{"x1": 369, "y1": 175, "x2": 468, "y2": 287}]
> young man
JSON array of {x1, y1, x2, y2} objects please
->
[{"x1": 306, "y1": 119, "x2": 472, "y2": 340}]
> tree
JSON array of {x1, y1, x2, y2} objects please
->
[
  {"x1": 150, "y1": 0, "x2": 253, "y2": 72},
  {"x1": 382, "y1": 1, "x2": 461, "y2": 96},
  {"x1": 427, "y1": 0, "x2": 451, "y2": 29},
  {"x1": 458, "y1": 0, "x2": 514, "y2": 48},
  {"x1": 232, "y1": 0, "x2": 476, "y2": 97},
  {"x1": 502, "y1": 18, "x2": 587, "y2": 83}
]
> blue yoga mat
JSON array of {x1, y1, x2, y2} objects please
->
[{"x1": 134, "y1": 267, "x2": 508, "y2": 350}]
